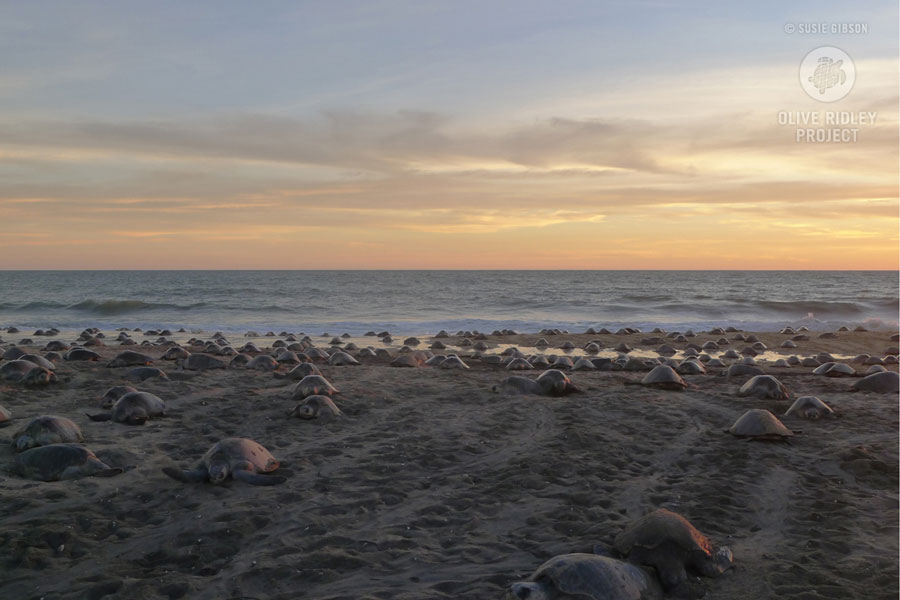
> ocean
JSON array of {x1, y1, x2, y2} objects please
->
[{"x1": 0, "y1": 270, "x2": 896, "y2": 335}]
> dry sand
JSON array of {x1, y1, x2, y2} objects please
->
[{"x1": 0, "y1": 328, "x2": 897, "y2": 599}]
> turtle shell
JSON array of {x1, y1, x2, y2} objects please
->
[
  {"x1": 439, "y1": 355, "x2": 469, "y2": 369},
  {"x1": 527, "y1": 554, "x2": 661, "y2": 600},
  {"x1": 286, "y1": 362, "x2": 322, "y2": 379},
  {"x1": 640, "y1": 365, "x2": 687, "y2": 390},
  {"x1": 492, "y1": 376, "x2": 542, "y2": 395},
  {"x1": 203, "y1": 438, "x2": 279, "y2": 473},
  {"x1": 615, "y1": 509, "x2": 715, "y2": 559},
  {"x1": 614, "y1": 509, "x2": 734, "y2": 583},
  {"x1": 183, "y1": 353, "x2": 226, "y2": 370},
  {"x1": 536, "y1": 369, "x2": 578, "y2": 396},
  {"x1": 12, "y1": 415, "x2": 83, "y2": 450},
  {"x1": 677, "y1": 360, "x2": 706, "y2": 375},
  {"x1": 851, "y1": 371, "x2": 899, "y2": 393},
  {"x1": 812, "y1": 362, "x2": 856, "y2": 377},
  {"x1": 15, "y1": 443, "x2": 112, "y2": 481},
  {"x1": 0, "y1": 360, "x2": 41, "y2": 381},
  {"x1": 737, "y1": 375, "x2": 790, "y2": 400},
  {"x1": 111, "y1": 392, "x2": 166, "y2": 423},
  {"x1": 784, "y1": 396, "x2": 833, "y2": 419},
  {"x1": 505, "y1": 358, "x2": 534, "y2": 371},
  {"x1": 728, "y1": 409, "x2": 793, "y2": 438},
  {"x1": 292, "y1": 375, "x2": 338, "y2": 398}
]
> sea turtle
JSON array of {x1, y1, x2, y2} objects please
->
[
  {"x1": 229, "y1": 354, "x2": 251, "y2": 368},
  {"x1": 12, "y1": 415, "x2": 84, "y2": 451},
  {"x1": 247, "y1": 355, "x2": 279, "y2": 371},
  {"x1": 812, "y1": 362, "x2": 856, "y2": 377},
  {"x1": 289, "y1": 395, "x2": 342, "y2": 420},
  {"x1": 866, "y1": 365, "x2": 887, "y2": 374},
  {"x1": 162, "y1": 437, "x2": 285, "y2": 485},
  {"x1": 850, "y1": 371, "x2": 899, "y2": 393},
  {"x1": 727, "y1": 409, "x2": 794, "y2": 439},
  {"x1": 784, "y1": 396, "x2": 834, "y2": 420},
  {"x1": 2, "y1": 346, "x2": 26, "y2": 360},
  {"x1": 737, "y1": 375, "x2": 790, "y2": 400},
  {"x1": 279, "y1": 362, "x2": 322, "y2": 380},
  {"x1": 572, "y1": 357, "x2": 597, "y2": 371},
  {"x1": 64, "y1": 347, "x2": 101, "y2": 361},
  {"x1": 291, "y1": 375, "x2": 338, "y2": 399},
  {"x1": 16, "y1": 444, "x2": 122, "y2": 481},
  {"x1": 722, "y1": 363, "x2": 765, "y2": 378},
  {"x1": 19, "y1": 354, "x2": 56, "y2": 370},
  {"x1": 99, "y1": 385, "x2": 138, "y2": 408},
  {"x1": 613, "y1": 508, "x2": 733, "y2": 594},
  {"x1": 107, "y1": 350, "x2": 154, "y2": 368},
  {"x1": 88, "y1": 391, "x2": 166, "y2": 425},
  {"x1": 504, "y1": 554, "x2": 662, "y2": 600},
  {"x1": 552, "y1": 356, "x2": 575, "y2": 369},
  {"x1": 179, "y1": 353, "x2": 226, "y2": 371},
  {"x1": 677, "y1": 360, "x2": 706, "y2": 375},
  {"x1": 621, "y1": 357, "x2": 653, "y2": 372},
  {"x1": 506, "y1": 358, "x2": 534, "y2": 371},
  {"x1": 275, "y1": 350, "x2": 301, "y2": 365},
  {"x1": 162, "y1": 346, "x2": 190, "y2": 360},
  {"x1": 0, "y1": 360, "x2": 58, "y2": 386},
  {"x1": 780, "y1": 340, "x2": 797, "y2": 348},
  {"x1": 491, "y1": 376, "x2": 543, "y2": 395},
  {"x1": 328, "y1": 351, "x2": 360, "y2": 366},
  {"x1": 126, "y1": 366, "x2": 169, "y2": 382},
  {"x1": 638, "y1": 365, "x2": 687, "y2": 391},
  {"x1": 536, "y1": 369, "x2": 579, "y2": 396},
  {"x1": 390, "y1": 355, "x2": 420, "y2": 368},
  {"x1": 440, "y1": 355, "x2": 470, "y2": 369}
]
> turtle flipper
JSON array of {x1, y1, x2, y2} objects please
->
[
  {"x1": 93, "y1": 467, "x2": 123, "y2": 478},
  {"x1": 232, "y1": 469, "x2": 286, "y2": 486},
  {"x1": 162, "y1": 467, "x2": 208, "y2": 483},
  {"x1": 86, "y1": 413, "x2": 112, "y2": 422}
]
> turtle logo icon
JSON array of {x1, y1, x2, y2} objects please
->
[
  {"x1": 799, "y1": 47, "x2": 855, "y2": 102},
  {"x1": 808, "y1": 57, "x2": 846, "y2": 94}
]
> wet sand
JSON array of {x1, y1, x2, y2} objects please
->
[{"x1": 0, "y1": 328, "x2": 897, "y2": 599}]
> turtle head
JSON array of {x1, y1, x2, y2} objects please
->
[
  {"x1": 124, "y1": 408, "x2": 149, "y2": 425},
  {"x1": 24, "y1": 368, "x2": 54, "y2": 387},
  {"x1": 710, "y1": 545, "x2": 734, "y2": 576},
  {"x1": 505, "y1": 582, "x2": 552, "y2": 600},
  {"x1": 803, "y1": 408, "x2": 820, "y2": 420},
  {"x1": 15, "y1": 436, "x2": 35, "y2": 452},
  {"x1": 207, "y1": 456, "x2": 230, "y2": 484},
  {"x1": 290, "y1": 404, "x2": 317, "y2": 420}
]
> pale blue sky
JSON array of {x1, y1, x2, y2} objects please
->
[
  {"x1": 0, "y1": 1, "x2": 897, "y2": 269},
  {"x1": 2, "y1": 1, "x2": 895, "y2": 119}
]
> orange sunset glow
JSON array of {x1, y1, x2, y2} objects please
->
[{"x1": 0, "y1": 4, "x2": 897, "y2": 269}]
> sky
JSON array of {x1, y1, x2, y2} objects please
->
[{"x1": 1, "y1": 0, "x2": 897, "y2": 269}]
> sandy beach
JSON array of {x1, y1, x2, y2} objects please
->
[{"x1": 0, "y1": 327, "x2": 897, "y2": 600}]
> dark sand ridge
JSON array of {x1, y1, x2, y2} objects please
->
[{"x1": 0, "y1": 328, "x2": 897, "y2": 599}]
